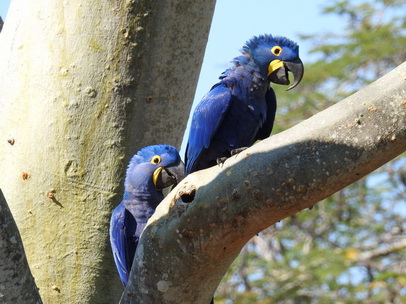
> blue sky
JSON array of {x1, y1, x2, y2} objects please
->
[
  {"x1": 0, "y1": 0, "x2": 343, "y2": 153},
  {"x1": 0, "y1": 1, "x2": 9, "y2": 21}
]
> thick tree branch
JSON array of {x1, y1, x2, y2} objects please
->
[
  {"x1": 0, "y1": 189, "x2": 42, "y2": 303},
  {"x1": 121, "y1": 62, "x2": 406, "y2": 303}
]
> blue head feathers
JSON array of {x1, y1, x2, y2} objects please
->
[
  {"x1": 242, "y1": 34, "x2": 299, "y2": 55},
  {"x1": 240, "y1": 34, "x2": 301, "y2": 78},
  {"x1": 125, "y1": 145, "x2": 184, "y2": 192}
]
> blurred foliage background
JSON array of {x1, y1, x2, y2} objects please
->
[{"x1": 216, "y1": 0, "x2": 406, "y2": 303}]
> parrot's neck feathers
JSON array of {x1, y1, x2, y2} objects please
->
[
  {"x1": 123, "y1": 183, "x2": 162, "y2": 204},
  {"x1": 220, "y1": 54, "x2": 265, "y2": 88}
]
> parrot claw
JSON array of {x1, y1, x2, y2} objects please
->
[
  {"x1": 216, "y1": 157, "x2": 228, "y2": 167},
  {"x1": 230, "y1": 147, "x2": 248, "y2": 156},
  {"x1": 216, "y1": 147, "x2": 249, "y2": 167}
]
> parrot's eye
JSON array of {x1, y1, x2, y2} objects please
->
[
  {"x1": 150, "y1": 155, "x2": 162, "y2": 165},
  {"x1": 271, "y1": 46, "x2": 282, "y2": 56}
]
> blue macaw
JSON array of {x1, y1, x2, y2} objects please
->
[
  {"x1": 185, "y1": 34, "x2": 304, "y2": 174},
  {"x1": 110, "y1": 145, "x2": 185, "y2": 287}
]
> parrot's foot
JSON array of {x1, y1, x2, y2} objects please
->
[
  {"x1": 231, "y1": 147, "x2": 248, "y2": 156},
  {"x1": 216, "y1": 147, "x2": 249, "y2": 167},
  {"x1": 216, "y1": 157, "x2": 228, "y2": 167}
]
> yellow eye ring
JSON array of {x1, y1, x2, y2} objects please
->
[
  {"x1": 150, "y1": 155, "x2": 162, "y2": 165},
  {"x1": 271, "y1": 46, "x2": 282, "y2": 56}
]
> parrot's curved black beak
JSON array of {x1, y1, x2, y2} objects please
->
[
  {"x1": 268, "y1": 57, "x2": 304, "y2": 90},
  {"x1": 154, "y1": 159, "x2": 185, "y2": 191}
]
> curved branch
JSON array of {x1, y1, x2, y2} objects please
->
[
  {"x1": 121, "y1": 62, "x2": 406, "y2": 303},
  {"x1": 354, "y1": 237, "x2": 406, "y2": 262}
]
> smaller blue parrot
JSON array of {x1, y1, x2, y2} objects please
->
[
  {"x1": 110, "y1": 145, "x2": 185, "y2": 287},
  {"x1": 185, "y1": 34, "x2": 304, "y2": 174}
]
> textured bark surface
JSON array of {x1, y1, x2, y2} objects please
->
[
  {"x1": 121, "y1": 62, "x2": 406, "y2": 304},
  {"x1": 0, "y1": 189, "x2": 42, "y2": 304},
  {"x1": 0, "y1": 0, "x2": 215, "y2": 303}
]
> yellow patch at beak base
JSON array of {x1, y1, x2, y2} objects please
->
[
  {"x1": 268, "y1": 60, "x2": 284, "y2": 76},
  {"x1": 152, "y1": 167, "x2": 164, "y2": 187}
]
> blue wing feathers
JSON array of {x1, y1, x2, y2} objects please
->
[
  {"x1": 110, "y1": 203, "x2": 135, "y2": 286},
  {"x1": 185, "y1": 77, "x2": 273, "y2": 173},
  {"x1": 185, "y1": 84, "x2": 232, "y2": 173}
]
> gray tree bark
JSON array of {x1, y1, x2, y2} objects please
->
[
  {"x1": 121, "y1": 62, "x2": 406, "y2": 303},
  {"x1": 0, "y1": 1, "x2": 215, "y2": 303},
  {"x1": 0, "y1": 189, "x2": 42, "y2": 304}
]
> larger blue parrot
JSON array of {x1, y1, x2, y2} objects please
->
[
  {"x1": 110, "y1": 145, "x2": 185, "y2": 286},
  {"x1": 185, "y1": 34, "x2": 304, "y2": 174}
]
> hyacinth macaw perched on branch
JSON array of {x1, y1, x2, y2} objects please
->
[
  {"x1": 185, "y1": 34, "x2": 304, "y2": 174},
  {"x1": 110, "y1": 145, "x2": 185, "y2": 287}
]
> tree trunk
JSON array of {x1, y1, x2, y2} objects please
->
[
  {"x1": 0, "y1": 1, "x2": 215, "y2": 303},
  {"x1": 121, "y1": 62, "x2": 406, "y2": 303}
]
